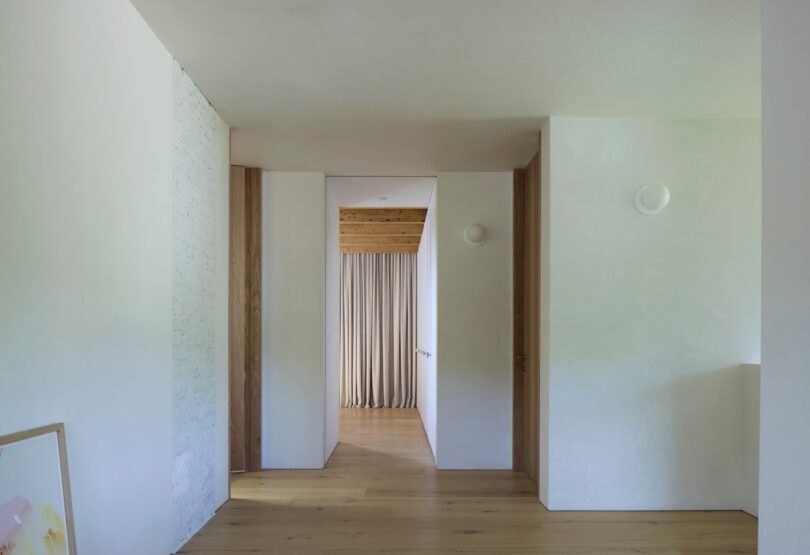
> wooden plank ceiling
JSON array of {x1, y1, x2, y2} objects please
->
[{"x1": 340, "y1": 208, "x2": 427, "y2": 253}]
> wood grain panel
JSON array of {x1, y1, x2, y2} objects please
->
[
  {"x1": 340, "y1": 223, "x2": 424, "y2": 236},
  {"x1": 524, "y1": 147, "x2": 541, "y2": 488},
  {"x1": 229, "y1": 166, "x2": 247, "y2": 472},
  {"x1": 341, "y1": 235, "x2": 421, "y2": 246},
  {"x1": 340, "y1": 245, "x2": 419, "y2": 253},
  {"x1": 244, "y1": 167, "x2": 262, "y2": 473},
  {"x1": 229, "y1": 165, "x2": 262, "y2": 474},
  {"x1": 340, "y1": 207, "x2": 427, "y2": 253},
  {"x1": 512, "y1": 168, "x2": 526, "y2": 473},
  {"x1": 340, "y1": 207, "x2": 427, "y2": 223}
]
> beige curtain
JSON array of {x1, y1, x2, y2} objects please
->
[{"x1": 340, "y1": 252, "x2": 417, "y2": 408}]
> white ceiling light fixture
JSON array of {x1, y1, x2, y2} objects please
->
[
  {"x1": 635, "y1": 184, "x2": 671, "y2": 216},
  {"x1": 463, "y1": 223, "x2": 487, "y2": 246}
]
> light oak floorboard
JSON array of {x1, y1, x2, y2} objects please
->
[{"x1": 179, "y1": 409, "x2": 757, "y2": 554}]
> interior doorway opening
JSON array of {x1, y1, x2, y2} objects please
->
[
  {"x1": 338, "y1": 207, "x2": 423, "y2": 409},
  {"x1": 325, "y1": 177, "x2": 438, "y2": 464}
]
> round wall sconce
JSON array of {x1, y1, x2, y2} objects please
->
[
  {"x1": 463, "y1": 223, "x2": 487, "y2": 246},
  {"x1": 635, "y1": 184, "x2": 671, "y2": 215}
]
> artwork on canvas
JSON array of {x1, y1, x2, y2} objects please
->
[{"x1": 0, "y1": 424, "x2": 76, "y2": 555}]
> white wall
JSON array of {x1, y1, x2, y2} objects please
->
[
  {"x1": 435, "y1": 173, "x2": 513, "y2": 469},
  {"x1": 741, "y1": 363, "x2": 760, "y2": 517},
  {"x1": 324, "y1": 185, "x2": 340, "y2": 461},
  {"x1": 760, "y1": 1, "x2": 810, "y2": 551},
  {"x1": 170, "y1": 63, "x2": 230, "y2": 547},
  {"x1": 416, "y1": 189, "x2": 438, "y2": 458},
  {"x1": 0, "y1": 1, "x2": 227, "y2": 553},
  {"x1": 262, "y1": 172, "x2": 326, "y2": 468},
  {"x1": 543, "y1": 117, "x2": 761, "y2": 510}
]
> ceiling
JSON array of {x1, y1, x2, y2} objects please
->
[
  {"x1": 328, "y1": 176, "x2": 435, "y2": 207},
  {"x1": 331, "y1": 177, "x2": 432, "y2": 253},
  {"x1": 131, "y1": 0, "x2": 761, "y2": 175},
  {"x1": 340, "y1": 208, "x2": 427, "y2": 253}
]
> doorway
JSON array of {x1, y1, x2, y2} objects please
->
[
  {"x1": 325, "y1": 177, "x2": 437, "y2": 462},
  {"x1": 513, "y1": 148, "x2": 541, "y2": 488},
  {"x1": 338, "y1": 207, "x2": 423, "y2": 409}
]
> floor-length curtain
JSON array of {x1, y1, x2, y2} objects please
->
[{"x1": 340, "y1": 252, "x2": 416, "y2": 408}]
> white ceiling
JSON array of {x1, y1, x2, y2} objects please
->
[
  {"x1": 132, "y1": 0, "x2": 760, "y2": 175},
  {"x1": 328, "y1": 176, "x2": 435, "y2": 208}
]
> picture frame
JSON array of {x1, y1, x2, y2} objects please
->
[{"x1": 0, "y1": 423, "x2": 77, "y2": 555}]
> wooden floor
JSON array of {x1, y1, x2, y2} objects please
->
[{"x1": 179, "y1": 409, "x2": 757, "y2": 554}]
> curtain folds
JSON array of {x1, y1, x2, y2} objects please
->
[{"x1": 340, "y1": 252, "x2": 417, "y2": 408}]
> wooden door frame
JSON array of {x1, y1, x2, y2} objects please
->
[
  {"x1": 512, "y1": 168, "x2": 527, "y2": 472},
  {"x1": 229, "y1": 165, "x2": 262, "y2": 473},
  {"x1": 513, "y1": 139, "x2": 541, "y2": 487}
]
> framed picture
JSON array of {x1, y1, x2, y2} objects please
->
[{"x1": 0, "y1": 424, "x2": 77, "y2": 555}]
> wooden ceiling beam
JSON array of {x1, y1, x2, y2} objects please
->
[
  {"x1": 341, "y1": 235, "x2": 421, "y2": 246},
  {"x1": 340, "y1": 245, "x2": 419, "y2": 254},
  {"x1": 340, "y1": 222, "x2": 424, "y2": 236},
  {"x1": 340, "y1": 207, "x2": 427, "y2": 223}
]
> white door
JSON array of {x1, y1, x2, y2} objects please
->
[{"x1": 416, "y1": 190, "x2": 437, "y2": 459}]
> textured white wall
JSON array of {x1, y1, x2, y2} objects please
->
[
  {"x1": 0, "y1": 4, "x2": 230, "y2": 552},
  {"x1": 544, "y1": 117, "x2": 761, "y2": 510},
  {"x1": 262, "y1": 172, "x2": 326, "y2": 469},
  {"x1": 0, "y1": 1, "x2": 174, "y2": 552},
  {"x1": 171, "y1": 62, "x2": 230, "y2": 548},
  {"x1": 760, "y1": 0, "x2": 810, "y2": 551},
  {"x1": 435, "y1": 172, "x2": 513, "y2": 469}
]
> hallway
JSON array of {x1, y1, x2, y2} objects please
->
[{"x1": 179, "y1": 409, "x2": 756, "y2": 554}]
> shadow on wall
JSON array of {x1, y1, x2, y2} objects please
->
[
  {"x1": 657, "y1": 365, "x2": 753, "y2": 511},
  {"x1": 551, "y1": 362, "x2": 760, "y2": 511}
]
